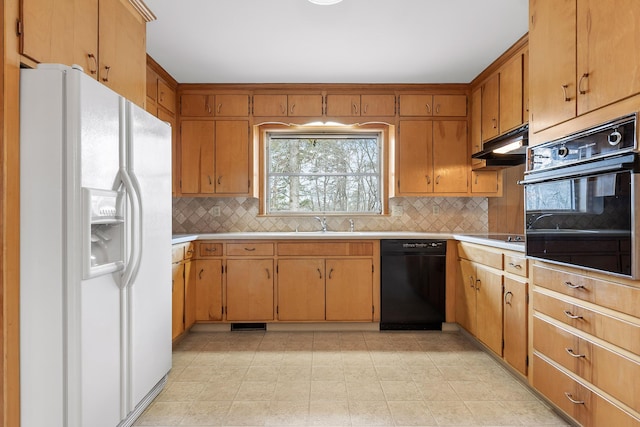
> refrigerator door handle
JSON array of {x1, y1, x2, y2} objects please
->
[
  {"x1": 119, "y1": 168, "x2": 142, "y2": 290},
  {"x1": 127, "y1": 170, "x2": 144, "y2": 288}
]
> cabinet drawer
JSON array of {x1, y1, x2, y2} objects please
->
[
  {"x1": 457, "y1": 242, "x2": 502, "y2": 269},
  {"x1": 504, "y1": 253, "x2": 528, "y2": 277},
  {"x1": 277, "y1": 241, "x2": 373, "y2": 257},
  {"x1": 533, "y1": 264, "x2": 640, "y2": 318},
  {"x1": 533, "y1": 355, "x2": 640, "y2": 427},
  {"x1": 198, "y1": 242, "x2": 223, "y2": 258},
  {"x1": 227, "y1": 242, "x2": 274, "y2": 256},
  {"x1": 534, "y1": 316, "x2": 640, "y2": 412},
  {"x1": 533, "y1": 290, "x2": 640, "y2": 355},
  {"x1": 157, "y1": 80, "x2": 176, "y2": 113}
]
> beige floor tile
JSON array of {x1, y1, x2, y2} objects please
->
[
  {"x1": 176, "y1": 366, "x2": 218, "y2": 382},
  {"x1": 155, "y1": 381, "x2": 206, "y2": 402},
  {"x1": 387, "y1": 400, "x2": 437, "y2": 426},
  {"x1": 180, "y1": 400, "x2": 231, "y2": 426},
  {"x1": 265, "y1": 400, "x2": 309, "y2": 426},
  {"x1": 277, "y1": 365, "x2": 312, "y2": 382},
  {"x1": 197, "y1": 381, "x2": 241, "y2": 401},
  {"x1": 134, "y1": 401, "x2": 191, "y2": 425},
  {"x1": 448, "y1": 380, "x2": 495, "y2": 401},
  {"x1": 224, "y1": 400, "x2": 270, "y2": 426},
  {"x1": 251, "y1": 351, "x2": 284, "y2": 366},
  {"x1": 426, "y1": 400, "x2": 477, "y2": 425},
  {"x1": 235, "y1": 381, "x2": 276, "y2": 401},
  {"x1": 380, "y1": 380, "x2": 423, "y2": 401},
  {"x1": 375, "y1": 365, "x2": 413, "y2": 381},
  {"x1": 346, "y1": 380, "x2": 385, "y2": 401},
  {"x1": 244, "y1": 366, "x2": 280, "y2": 382},
  {"x1": 464, "y1": 400, "x2": 525, "y2": 426},
  {"x1": 341, "y1": 351, "x2": 373, "y2": 366},
  {"x1": 311, "y1": 365, "x2": 345, "y2": 381},
  {"x1": 191, "y1": 352, "x2": 228, "y2": 366},
  {"x1": 281, "y1": 351, "x2": 313, "y2": 366},
  {"x1": 310, "y1": 380, "x2": 348, "y2": 401},
  {"x1": 501, "y1": 400, "x2": 572, "y2": 426},
  {"x1": 312, "y1": 351, "x2": 343, "y2": 366},
  {"x1": 209, "y1": 367, "x2": 248, "y2": 382},
  {"x1": 273, "y1": 381, "x2": 311, "y2": 401},
  {"x1": 343, "y1": 365, "x2": 378, "y2": 382},
  {"x1": 415, "y1": 380, "x2": 460, "y2": 401},
  {"x1": 348, "y1": 400, "x2": 393, "y2": 426},
  {"x1": 409, "y1": 366, "x2": 446, "y2": 383},
  {"x1": 308, "y1": 400, "x2": 351, "y2": 426}
]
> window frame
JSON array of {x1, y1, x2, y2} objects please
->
[{"x1": 258, "y1": 124, "x2": 391, "y2": 216}]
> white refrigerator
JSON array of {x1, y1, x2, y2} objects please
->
[{"x1": 20, "y1": 64, "x2": 172, "y2": 427}]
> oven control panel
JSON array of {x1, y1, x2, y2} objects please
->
[{"x1": 527, "y1": 114, "x2": 636, "y2": 173}]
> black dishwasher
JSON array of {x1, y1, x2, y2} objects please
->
[{"x1": 380, "y1": 239, "x2": 446, "y2": 330}]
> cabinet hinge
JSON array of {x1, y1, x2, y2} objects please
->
[
  {"x1": 222, "y1": 306, "x2": 224, "y2": 316},
  {"x1": 276, "y1": 264, "x2": 279, "y2": 274},
  {"x1": 501, "y1": 339, "x2": 504, "y2": 351},
  {"x1": 276, "y1": 306, "x2": 279, "y2": 314},
  {"x1": 526, "y1": 355, "x2": 529, "y2": 366},
  {"x1": 371, "y1": 264, "x2": 374, "y2": 273},
  {"x1": 221, "y1": 265, "x2": 224, "y2": 274},
  {"x1": 372, "y1": 305, "x2": 375, "y2": 314},
  {"x1": 16, "y1": 19, "x2": 23, "y2": 36},
  {"x1": 526, "y1": 293, "x2": 529, "y2": 304}
]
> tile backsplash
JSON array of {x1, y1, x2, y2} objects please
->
[{"x1": 173, "y1": 197, "x2": 488, "y2": 234}]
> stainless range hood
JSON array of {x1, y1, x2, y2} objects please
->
[{"x1": 472, "y1": 123, "x2": 528, "y2": 167}]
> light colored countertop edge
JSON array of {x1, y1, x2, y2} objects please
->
[{"x1": 172, "y1": 232, "x2": 525, "y2": 252}]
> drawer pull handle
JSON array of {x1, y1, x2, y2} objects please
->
[
  {"x1": 565, "y1": 348, "x2": 586, "y2": 358},
  {"x1": 564, "y1": 281, "x2": 584, "y2": 289},
  {"x1": 244, "y1": 247, "x2": 256, "y2": 251},
  {"x1": 205, "y1": 247, "x2": 217, "y2": 252},
  {"x1": 508, "y1": 262, "x2": 522, "y2": 269},
  {"x1": 469, "y1": 276, "x2": 474, "y2": 288},
  {"x1": 317, "y1": 268, "x2": 322, "y2": 279},
  {"x1": 475, "y1": 279, "x2": 481, "y2": 290},
  {"x1": 563, "y1": 310, "x2": 583, "y2": 320},
  {"x1": 199, "y1": 268, "x2": 204, "y2": 280},
  {"x1": 578, "y1": 73, "x2": 589, "y2": 95},
  {"x1": 265, "y1": 268, "x2": 270, "y2": 279},
  {"x1": 328, "y1": 268, "x2": 334, "y2": 279},
  {"x1": 564, "y1": 392, "x2": 585, "y2": 405},
  {"x1": 504, "y1": 291, "x2": 513, "y2": 305}
]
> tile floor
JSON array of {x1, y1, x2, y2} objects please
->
[{"x1": 134, "y1": 330, "x2": 571, "y2": 426}]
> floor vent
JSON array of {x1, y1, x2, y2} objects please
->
[{"x1": 231, "y1": 323, "x2": 266, "y2": 331}]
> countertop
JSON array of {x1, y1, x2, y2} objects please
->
[{"x1": 172, "y1": 232, "x2": 525, "y2": 252}]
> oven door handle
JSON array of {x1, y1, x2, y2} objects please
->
[{"x1": 519, "y1": 153, "x2": 638, "y2": 185}]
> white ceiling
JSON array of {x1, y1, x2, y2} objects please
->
[{"x1": 145, "y1": 0, "x2": 529, "y2": 84}]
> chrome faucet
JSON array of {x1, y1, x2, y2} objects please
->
[{"x1": 314, "y1": 216, "x2": 328, "y2": 232}]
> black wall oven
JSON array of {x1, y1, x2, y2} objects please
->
[{"x1": 521, "y1": 114, "x2": 639, "y2": 278}]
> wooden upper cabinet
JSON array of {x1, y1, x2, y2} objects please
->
[
  {"x1": 180, "y1": 120, "x2": 215, "y2": 194},
  {"x1": 287, "y1": 94, "x2": 323, "y2": 116},
  {"x1": 432, "y1": 120, "x2": 468, "y2": 193},
  {"x1": 157, "y1": 80, "x2": 176, "y2": 114},
  {"x1": 470, "y1": 87, "x2": 484, "y2": 167},
  {"x1": 325, "y1": 94, "x2": 396, "y2": 117},
  {"x1": 481, "y1": 74, "x2": 500, "y2": 142},
  {"x1": 576, "y1": 0, "x2": 640, "y2": 115},
  {"x1": 215, "y1": 121, "x2": 250, "y2": 194},
  {"x1": 433, "y1": 95, "x2": 467, "y2": 116},
  {"x1": 215, "y1": 94, "x2": 250, "y2": 116},
  {"x1": 397, "y1": 120, "x2": 433, "y2": 194},
  {"x1": 98, "y1": 0, "x2": 146, "y2": 107},
  {"x1": 399, "y1": 94, "x2": 433, "y2": 116},
  {"x1": 529, "y1": 0, "x2": 577, "y2": 133},
  {"x1": 20, "y1": 0, "x2": 99, "y2": 77},
  {"x1": 181, "y1": 94, "x2": 214, "y2": 117},
  {"x1": 499, "y1": 54, "x2": 524, "y2": 133},
  {"x1": 326, "y1": 94, "x2": 361, "y2": 116},
  {"x1": 361, "y1": 94, "x2": 396, "y2": 116},
  {"x1": 253, "y1": 94, "x2": 288, "y2": 116},
  {"x1": 146, "y1": 66, "x2": 158, "y2": 101}
]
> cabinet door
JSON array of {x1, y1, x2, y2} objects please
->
[
  {"x1": 180, "y1": 121, "x2": 215, "y2": 194},
  {"x1": 326, "y1": 94, "x2": 360, "y2": 116},
  {"x1": 576, "y1": 0, "x2": 640, "y2": 115},
  {"x1": 226, "y1": 259, "x2": 274, "y2": 321},
  {"x1": 277, "y1": 259, "x2": 325, "y2": 321},
  {"x1": 456, "y1": 258, "x2": 477, "y2": 335},
  {"x1": 475, "y1": 265, "x2": 503, "y2": 355},
  {"x1": 399, "y1": 94, "x2": 433, "y2": 116},
  {"x1": 215, "y1": 121, "x2": 250, "y2": 195},
  {"x1": 215, "y1": 94, "x2": 249, "y2": 117},
  {"x1": 529, "y1": 0, "x2": 576, "y2": 133},
  {"x1": 481, "y1": 74, "x2": 500, "y2": 142},
  {"x1": 194, "y1": 259, "x2": 223, "y2": 321},
  {"x1": 171, "y1": 262, "x2": 185, "y2": 341},
  {"x1": 325, "y1": 259, "x2": 373, "y2": 321},
  {"x1": 499, "y1": 54, "x2": 524, "y2": 133},
  {"x1": 470, "y1": 87, "x2": 484, "y2": 168},
  {"x1": 361, "y1": 94, "x2": 396, "y2": 116},
  {"x1": 180, "y1": 94, "x2": 214, "y2": 117},
  {"x1": 432, "y1": 120, "x2": 468, "y2": 193},
  {"x1": 184, "y1": 259, "x2": 196, "y2": 330},
  {"x1": 253, "y1": 94, "x2": 287, "y2": 116},
  {"x1": 157, "y1": 80, "x2": 176, "y2": 114},
  {"x1": 98, "y1": 0, "x2": 146, "y2": 107},
  {"x1": 471, "y1": 170, "x2": 499, "y2": 193},
  {"x1": 433, "y1": 95, "x2": 467, "y2": 117},
  {"x1": 287, "y1": 94, "x2": 323, "y2": 116},
  {"x1": 503, "y1": 277, "x2": 528, "y2": 375},
  {"x1": 21, "y1": 0, "x2": 99, "y2": 77},
  {"x1": 397, "y1": 120, "x2": 433, "y2": 194}
]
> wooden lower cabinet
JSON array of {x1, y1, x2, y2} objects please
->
[
  {"x1": 503, "y1": 277, "x2": 528, "y2": 375},
  {"x1": 472, "y1": 264, "x2": 503, "y2": 355},
  {"x1": 226, "y1": 259, "x2": 274, "y2": 321},
  {"x1": 184, "y1": 258, "x2": 196, "y2": 330},
  {"x1": 195, "y1": 259, "x2": 223, "y2": 321},
  {"x1": 277, "y1": 258, "x2": 326, "y2": 321},
  {"x1": 171, "y1": 262, "x2": 185, "y2": 341},
  {"x1": 325, "y1": 258, "x2": 374, "y2": 321}
]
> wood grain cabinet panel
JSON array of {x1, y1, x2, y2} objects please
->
[
  {"x1": 481, "y1": 74, "x2": 500, "y2": 142},
  {"x1": 499, "y1": 54, "x2": 524, "y2": 133},
  {"x1": 287, "y1": 94, "x2": 323, "y2": 116},
  {"x1": 181, "y1": 94, "x2": 214, "y2": 116},
  {"x1": 361, "y1": 94, "x2": 396, "y2": 116},
  {"x1": 252, "y1": 94, "x2": 288, "y2": 116},
  {"x1": 398, "y1": 94, "x2": 433, "y2": 116},
  {"x1": 326, "y1": 94, "x2": 361, "y2": 116},
  {"x1": 433, "y1": 95, "x2": 467, "y2": 117},
  {"x1": 277, "y1": 259, "x2": 326, "y2": 321},
  {"x1": 180, "y1": 120, "x2": 215, "y2": 194},
  {"x1": 226, "y1": 259, "x2": 274, "y2": 321},
  {"x1": 325, "y1": 258, "x2": 373, "y2": 321},
  {"x1": 157, "y1": 80, "x2": 176, "y2": 114},
  {"x1": 471, "y1": 170, "x2": 499, "y2": 193},
  {"x1": 171, "y1": 262, "x2": 185, "y2": 341},
  {"x1": 397, "y1": 120, "x2": 433, "y2": 194},
  {"x1": 432, "y1": 120, "x2": 468, "y2": 193},
  {"x1": 503, "y1": 277, "x2": 528, "y2": 375},
  {"x1": 194, "y1": 259, "x2": 223, "y2": 321},
  {"x1": 214, "y1": 94, "x2": 250, "y2": 117},
  {"x1": 214, "y1": 121, "x2": 250, "y2": 194}
]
